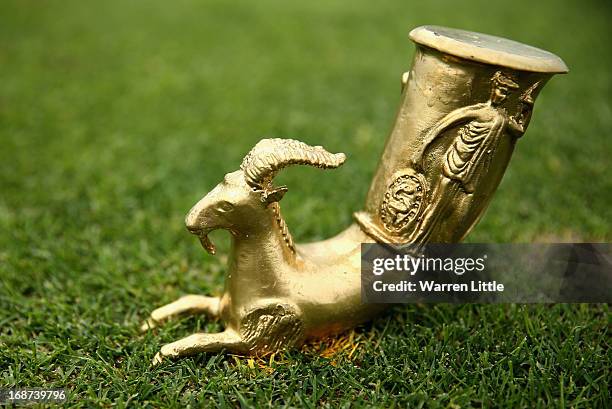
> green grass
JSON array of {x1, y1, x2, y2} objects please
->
[{"x1": 1, "y1": 0, "x2": 610, "y2": 407}]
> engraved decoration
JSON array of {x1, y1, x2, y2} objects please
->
[
  {"x1": 409, "y1": 72, "x2": 538, "y2": 244},
  {"x1": 380, "y1": 169, "x2": 427, "y2": 236}
]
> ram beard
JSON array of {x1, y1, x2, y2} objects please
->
[
  {"x1": 198, "y1": 232, "x2": 216, "y2": 255},
  {"x1": 185, "y1": 225, "x2": 213, "y2": 255},
  {"x1": 190, "y1": 226, "x2": 238, "y2": 255}
]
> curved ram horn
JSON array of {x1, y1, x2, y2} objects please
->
[{"x1": 240, "y1": 138, "x2": 346, "y2": 189}]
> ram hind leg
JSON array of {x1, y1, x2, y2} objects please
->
[
  {"x1": 141, "y1": 295, "x2": 220, "y2": 331},
  {"x1": 152, "y1": 329, "x2": 245, "y2": 365},
  {"x1": 241, "y1": 302, "x2": 305, "y2": 355}
]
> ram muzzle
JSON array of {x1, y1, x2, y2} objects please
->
[{"x1": 185, "y1": 198, "x2": 218, "y2": 255}]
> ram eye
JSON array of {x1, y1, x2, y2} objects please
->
[{"x1": 217, "y1": 201, "x2": 233, "y2": 212}]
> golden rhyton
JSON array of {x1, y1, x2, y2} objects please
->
[{"x1": 141, "y1": 26, "x2": 567, "y2": 364}]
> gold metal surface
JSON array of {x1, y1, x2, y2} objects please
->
[{"x1": 143, "y1": 25, "x2": 567, "y2": 363}]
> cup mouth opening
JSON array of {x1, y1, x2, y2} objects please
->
[{"x1": 409, "y1": 25, "x2": 569, "y2": 74}]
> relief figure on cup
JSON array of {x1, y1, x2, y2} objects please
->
[{"x1": 410, "y1": 71, "x2": 539, "y2": 243}]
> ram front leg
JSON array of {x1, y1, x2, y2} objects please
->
[
  {"x1": 141, "y1": 295, "x2": 220, "y2": 331},
  {"x1": 152, "y1": 330, "x2": 244, "y2": 365}
]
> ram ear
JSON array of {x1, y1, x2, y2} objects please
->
[{"x1": 262, "y1": 186, "x2": 288, "y2": 205}]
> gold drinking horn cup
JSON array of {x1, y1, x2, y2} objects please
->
[
  {"x1": 143, "y1": 26, "x2": 567, "y2": 363},
  {"x1": 355, "y1": 26, "x2": 568, "y2": 244}
]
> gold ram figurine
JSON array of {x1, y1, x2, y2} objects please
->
[{"x1": 142, "y1": 26, "x2": 567, "y2": 364}]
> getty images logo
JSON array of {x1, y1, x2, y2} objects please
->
[{"x1": 371, "y1": 254, "x2": 487, "y2": 276}]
